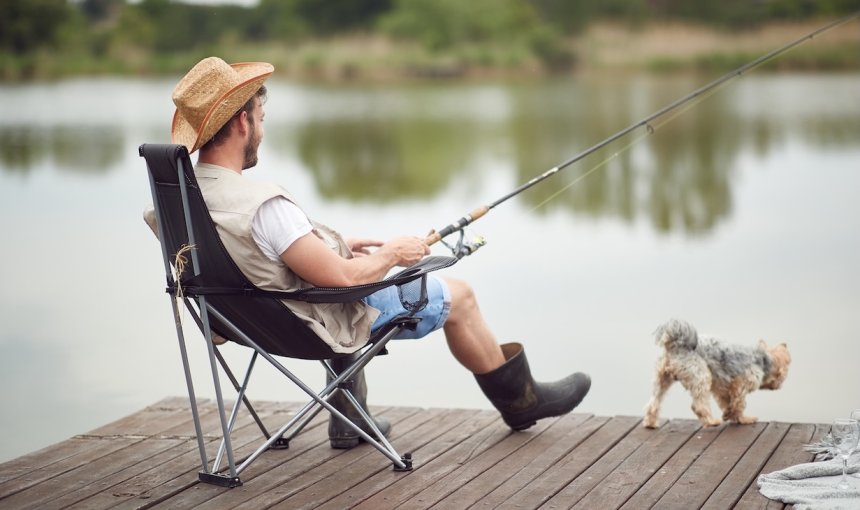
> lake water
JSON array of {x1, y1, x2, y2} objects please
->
[{"x1": 1, "y1": 72, "x2": 858, "y2": 463}]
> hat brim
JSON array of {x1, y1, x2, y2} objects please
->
[{"x1": 171, "y1": 62, "x2": 273, "y2": 153}]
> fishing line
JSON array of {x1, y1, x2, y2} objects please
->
[{"x1": 425, "y1": 11, "x2": 860, "y2": 257}]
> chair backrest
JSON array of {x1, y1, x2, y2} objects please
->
[{"x1": 140, "y1": 143, "x2": 338, "y2": 360}]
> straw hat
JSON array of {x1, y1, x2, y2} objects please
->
[{"x1": 171, "y1": 57, "x2": 274, "y2": 153}]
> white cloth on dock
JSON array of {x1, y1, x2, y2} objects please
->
[{"x1": 757, "y1": 452, "x2": 860, "y2": 510}]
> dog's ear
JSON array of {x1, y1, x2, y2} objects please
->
[{"x1": 758, "y1": 339, "x2": 768, "y2": 350}]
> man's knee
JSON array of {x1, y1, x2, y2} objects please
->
[
  {"x1": 443, "y1": 277, "x2": 478, "y2": 318},
  {"x1": 444, "y1": 277, "x2": 472, "y2": 299}
]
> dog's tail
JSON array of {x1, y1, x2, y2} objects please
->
[{"x1": 654, "y1": 319, "x2": 698, "y2": 351}]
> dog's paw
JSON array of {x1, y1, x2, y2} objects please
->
[
  {"x1": 700, "y1": 417, "x2": 722, "y2": 427},
  {"x1": 642, "y1": 417, "x2": 659, "y2": 429},
  {"x1": 736, "y1": 415, "x2": 758, "y2": 425}
]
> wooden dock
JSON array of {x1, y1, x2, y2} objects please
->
[{"x1": 0, "y1": 397, "x2": 826, "y2": 509}]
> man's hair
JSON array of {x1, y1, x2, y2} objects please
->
[{"x1": 202, "y1": 85, "x2": 268, "y2": 150}]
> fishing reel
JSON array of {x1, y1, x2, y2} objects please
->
[{"x1": 440, "y1": 230, "x2": 487, "y2": 259}]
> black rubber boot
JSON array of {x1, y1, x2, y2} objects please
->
[
  {"x1": 327, "y1": 354, "x2": 391, "y2": 449},
  {"x1": 474, "y1": 342, "x2": 591, "y2": 431}
]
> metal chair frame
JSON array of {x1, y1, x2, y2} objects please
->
[{"x1": 140, "y1": 143, "x2": 454, "y2": 487}]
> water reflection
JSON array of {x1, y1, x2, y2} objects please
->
[
  {"x1": 293, "y1": 117, "x2": 473, "y2": 201},
  {"x1": 1, "y1": 74, "x2": 858, "y2": 236},
  {"x1": 0, "y1": 125, "x2": 123, "y2": 176},
  {"x1": 509, "y1": 78, "x2": 741, "y2": 233}
]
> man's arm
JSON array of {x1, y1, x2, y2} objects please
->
[{"x1": 281, "y1": 233, "x2": 428, "y2": 288}]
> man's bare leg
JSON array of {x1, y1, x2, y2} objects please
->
[{"x1": 442, "y1": 277, "x2": 506, "y2": 374}]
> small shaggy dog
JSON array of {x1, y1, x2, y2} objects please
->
[{"x1": 643, "y1": 319, "x2": 791, "y2": 428}]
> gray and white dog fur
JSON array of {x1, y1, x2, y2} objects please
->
[{"x1": 643, "y1": 319, "x2": 791, "y2": 428}]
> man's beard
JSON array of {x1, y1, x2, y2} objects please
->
[{"x1": 242, "y1": 120, "x2": 260, "y2": 170}]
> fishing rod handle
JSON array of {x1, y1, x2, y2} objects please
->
[{"x1": 425, "y1": 205, "x2": 490, "y2": 245}]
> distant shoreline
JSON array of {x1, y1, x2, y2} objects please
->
[
  {"x1": 571, "y1": 19, "x2": 859, "y2": 73},
  {"x1": 217, "y1": 20, "x2": 860, "y2": 83},
  {"x1": 2, "y1": 19, "x2": 857, "y2": 83}
]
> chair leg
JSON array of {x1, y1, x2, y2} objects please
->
[
  {"x1": 169, "y1": 297, "x2": 209, "y2": 473},
  {"x1": 196, "y1": 305, "x2": 416, "y2": 476},
  {"x1": 212, "y1": 348, "x2": 290, "y2": 449},
  {"x1": 326, "y1": 353, "x2": 391, "y2": 449}
]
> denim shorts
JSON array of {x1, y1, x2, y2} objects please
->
[{"x1": 364, "y1": 275, "x2": 451, "y2": 339}]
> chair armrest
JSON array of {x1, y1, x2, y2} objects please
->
[
  {"x1": 172, "y1": 256, "x2": 457, "y2": 304},
  {"x1": 276, "y1": 255, "x2": 457, "y2": 304}
]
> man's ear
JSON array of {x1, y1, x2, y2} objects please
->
[{"x1": 234, "y1": 111, "x2": 250, "y2": 136}]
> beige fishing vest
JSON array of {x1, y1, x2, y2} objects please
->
[{"x1": 145, "y1": 163, "x2": 379, "y2": 354}]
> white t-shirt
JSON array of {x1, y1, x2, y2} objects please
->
[{"x1": 251, "y1": 197, "x2": 313, "y2": 262}]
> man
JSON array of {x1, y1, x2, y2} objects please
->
[{"x1": 160, "y1": 56, "x2": 591, "y2": 448}]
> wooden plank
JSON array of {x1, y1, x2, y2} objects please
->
[
  {"x1": 395, "y1": 413, "x2": 559, "y2": 509},
  {"x1": 650, "y1": 421, "x2": 768, "y2": 509},
  {"x1": 0, "y1": 397, "x2": 193, "y2": 488},
  {"x1": 349, "y1": 411, "x2": 515, "y2": 510},
  {"x1": 470, "y1": 414, "x2": 606, "y2": 509},
  {"x1": 0, "y1": 397, "x2": 837, "y2": 510},
  {"x1": 262, "y1": 408, "x2": 476, "y2": 509},
  {"x1": 620, "y1": 422, "x2": 723, "y2": 510},
  {"x1": 436, "y1": 413, "x2": 596, "y2": 509},
  {"x1": 0, "y1": 438, "x2": 105, "y2": 486},
  {"x1": 3, "y1": 437, "x2": 185, "y2": 510},
  {"x1": 173, "y1": 405, "x2": 422, "y2": 510},
  {"x1": 538, "y1": 416, "x2": 666, "y2": 508},
  {"x1": 148, "y1": 406, "x2": 419, "y2": 510},
  {"x1": 39, "y1": 400, "x2": 256, "y2": 510},
  {"x1": 0, "y1": 437, "x2": 141, "y2": 501},
  {"x1": 118, "y1": 403, "x2": 346, "y2": 510},
  {"x1": 734, "y1": 422, "x2": 824, "y2": 509},
  {"x1": 78, "y1": 400, "x2": 305, "y2": 510},
  {"x1": 314, "y1": 409, "x2": 499, "y2": 510},
  {"x1": 86, "y1": 397, "x2": 198, "y2": 437},
  {"x1": 475, "y1": 414, "x2": 607, "y2": 508},
  {"x1": 495, "y1": 415, "x2": 637, "y2": 509},
  {"x1": 62, "y1": 440, "x2": 201, "y2": 510},
  {"x1": 214, "y1": 406, "x2": 438, "y2": 509},
  {"x1": 572, "y1": 418, "x2": 703, "y2": 509},
  {"x1": 702, "y1": 421, "x2": 792, "y2": 509}
]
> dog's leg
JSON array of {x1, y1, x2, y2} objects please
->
[
  {"x1": 643, "y1": 365, "x2": 673, "y2": 428},
  {"x1": 676, "y1": 361, "x2": 721, "y2": 427},
  {"x1": 714, "y1": 391, "x2": 732, "y2": 421},
  {"x1": 722, "y1": 376, "x2": 758, "y2": 424}
]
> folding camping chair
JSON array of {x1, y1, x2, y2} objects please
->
[{"x1": 140, "y1": 143, "x2": 456, "y2": 487}]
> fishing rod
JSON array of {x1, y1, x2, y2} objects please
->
[{"x1": 425, "y1": 11, "x2": 860, "y2": 259}]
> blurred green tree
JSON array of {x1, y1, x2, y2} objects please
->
[
  {"x1": 0, "y1": 0, "x2": 73, "y2": 53},
  {"x1": 380, "y1": 0, "x2": 544, "y2": 50},
  {"x1": 293, "y1": 0, "x2": 392, "y2": 34}
]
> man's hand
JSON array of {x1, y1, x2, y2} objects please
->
[
  {"x1": 378, "y1": 236, "x2": 430, "y2": 267},
  {"x1": 347, "y1": 238, "x2": 383, "y2": 257}
]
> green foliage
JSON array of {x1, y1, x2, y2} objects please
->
[
  {"x1": 377, "y1": 0, "x2": 574, "y2": 69},
  {"x1": 291, "y1": 0, "x2": 392, "y2": 34},
  {"x1": 0, "y1": 0, "x2": 73, "y2": 53},
  {"x1": 763, "y1": 0, "x2": 860, "y2": 20},
  {"x1": 252, "y1": 0, "x2": 392, "y2": 39},
  {"x1": 648, "y1": 0, "x2": 860, "y2": 27},
  {"x1": 379, "y1": 0, "x2": 543, "y2": 51},
  {"x1": 1, "y1": 0, "x2": 858, "y2": 80},
  {"x1": 528, "y1": 0, "x2": 649, "y2": 34},
  {"x1": 133, "y1": 0, "x2": 257, "y2": 52},
  {"x1": 78, "y1": 0, "x2": 124, "y2": 22}
]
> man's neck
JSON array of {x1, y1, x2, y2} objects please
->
[{"x1": 198, "y1": 147, "x2": 244, "y2": 174}]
